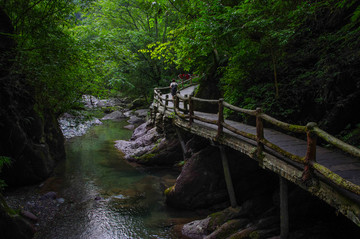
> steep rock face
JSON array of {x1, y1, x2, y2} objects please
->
[
  {"x1": 0, "y1": 8, "x2": 65, "y2": 186},
  {"x1": 0, "y1": 70, "x2": 65, "y2": 188}
]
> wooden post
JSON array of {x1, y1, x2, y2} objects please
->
[
  {"x1": 256, "y1": 108, "x2": 264, "y2": 163},
  {"x1": 175, "y1": 95, "x2": 179, "y2": 115},
  {"x1": 219, "y1": 145, "x2": 237, "y2": 208},
  {"x1": 158, "y1": 92, "x2": 162, "y2": 109},
  {"x1": 189, "y1": 95, "x2": 194, "y2": 125},
  {"x1": 280, "y1": 176, "x2": 289, "y2": 239},
  {"x1": 153, "y1": 91, "x2": 158, "y2": 123},
  {"x1": 176, "y1": 128, "x2": 187, "y2": 160},
  {"x1": 164, "y1": 94, "x2": 169, "y2": 113},
  {"x1": 150, "y1": 107, "x2": 153, "y2": 124},
  {"x1": 217, "y1": 98, "x2": 224, "y2": 139},
  {"x1": 153, "y1": 104, "x2": 158, "y2": 125},
  {"x1": 184, "y1": 94, "x2": 188, "y2": 114},
  {"x1": 302, "y1": 122, "x2": 317, "y2": 181}
]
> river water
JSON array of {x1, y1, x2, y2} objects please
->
[{"x1": 34, "y1": 120, "x2": 196, "y2": 239}]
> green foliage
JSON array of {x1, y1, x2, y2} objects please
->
[
  {"x1": 70, "y1": 0, "x2": 182, "y2": 101},
  {"x1": 1, "y1": 0, "x2": 96, "y2": 115},
  {"x1": 338, "y1": 123, "x2": 360, "y2": 148},
  {"x1": 1, "y1": 0, "x2": 359, "y2": 146},
  {"x1": 0, "y1": 156, "x2": 11, "y2": 190}
]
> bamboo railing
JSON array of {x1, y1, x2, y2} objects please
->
[{"x1": 152, "y1": 86, "x2": 360, "y2": 196}]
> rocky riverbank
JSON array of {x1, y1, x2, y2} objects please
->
[
  {"x1": 59, "y1": 95, "x2": 148, "y2": 139},
  {"x1": 2, "y1": 93, "x2": 150, "y2": 238},
  {"x1": 115, "y1": 121, "x2": 183, "y2": 167}
]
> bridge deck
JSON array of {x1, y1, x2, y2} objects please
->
[
  {"x1": 169, "y1": 86, "x2": 360, "y2": 187},
  {"x1": 172, "y1": 86, "x2": 360, "y2": 183},
  {"x1": 154, "y1": 85, "x2": 360, "y2": 225},
  {"x1": 195, "y1": 111, "x2": 360, "y2": 185}
]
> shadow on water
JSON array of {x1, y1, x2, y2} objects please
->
[{"x1": 35, "y1": 120, "x2": 197, "y2": 239}]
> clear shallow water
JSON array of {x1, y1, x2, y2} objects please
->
[{"x1": 35, "y1": 120, "x2": 195, "y2": 239}]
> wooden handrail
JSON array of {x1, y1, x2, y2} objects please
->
[
  {"x1": 260, "y1": 113, "x2": 307, "y2": 134},
  {"x1": 222, "y1": 121, "x2": 257, "y2": 142},
  {"x1": 193, "y1": 115, "x2": 218, "y2": 125},
  {"x1": 313, "y1": 126, "x2": 360, "y2": 158},
  {"x1": 176, "y1": 93, "x2": 188, "y2": 101},
  {"x1": 260, "y1": 138, "x2": 305, "y2": 164},
  {"x1": 256, "y1": 108, "x2": 265, "y2": 160},
  {"x1": 223, "y1": 102, "x2": 257, "y2": 116},
  {"x1": 152, "y1": 84, "x2": 360, "y2": 195},
  {"x1": 192, "y1": 97, "x2": 219, "y2": 104}
]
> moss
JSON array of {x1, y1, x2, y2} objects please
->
[
  {"x1": 177, "y1": 160, "x2": 185, "y2": 167},
  {"x1": 102, "y1": 106, "x2": 121, "y2": 114},
  {"x1": 213, "y1": 219, "x2": 247, "y2": 239},
  {"x1": 288, "y1": 124, "x2": 306, "y2": 133},
  {"x1": 136, "y1": 153, "x2": 157, "y2": 163},
  {"x1": 208, "y1": 211, "x2": 227, "y2": 230},
  {"x1": 0, "y1": 194, "x2": 17, "y2": 216},
  {"x1": 150, "y1": 139, "x2": 163, "y2": 152},
  {"x1": 164, "y1": 185, "x2": 175, "y2": 196},
  {"x1": 249, "y1": 231, "x2": 260, "y2": 239}
]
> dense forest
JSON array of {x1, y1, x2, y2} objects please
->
[
  {"x1": 1, "y1": 0, "x2": 360, "y2": 237},
  {"x1": 1, "y1": 0, "x2": 359, "y2": 188},
  {"x1": 0, "y1": 0, "x2": 359, "y2": 174},
  {"x1": 2, "y1": 0, "x2": 360, "y2": 137}
]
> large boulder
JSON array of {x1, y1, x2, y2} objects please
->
[
  {"x1": 165, "y1": 145, "x2": 278, "y2": 209},
  {"x1": 132, "y1": 137, "x2": 183, "y2": 166},
  {"x1": 115, "y1": 122, "x2": 162, "y2": 160},
  {"x1": 101, "y1": 110, "x2": 125, "y2": 120},
  {"x1": 165, "y1": 145, "x2": 228, "y2": 209},
  {"x1": 115, "y1": 121, "x2": 184, "y2": 167}
]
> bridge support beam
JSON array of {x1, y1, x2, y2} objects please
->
[
  {"x1": 175, "y1": 128, "x2": 187, "y2": 160},
  {"x1": 219, "y1": 145, "x2": 237, "y2": 208},
  {"x1": 280, "y1": 176, "x2": 289, "y2": 239}
]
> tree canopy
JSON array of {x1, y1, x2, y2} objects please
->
[{"x1": 1, "y1": 0, "x2": 359, "y2": 144}]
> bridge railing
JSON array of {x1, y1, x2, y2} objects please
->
[{"x1": 152, "y1": 86, "x2": 360, "y2": 196}]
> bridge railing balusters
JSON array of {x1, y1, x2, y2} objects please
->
[
  {"x1": 175, "y1": 95, "x2": 179, "y2": 116},
  {"x1": 256, "y1": 108, "x2": 265, "y2": 161},
  {"x1": 302, "y1": 122, "x2": 317, "y2": 181},
  {"x1": 189, "y1": 95, "x2": 194, "y2": 125},
  {"x1": 184, "y1": 94, "x2": 188, "y2": 114},
  {"x1": 164, "y1": 95, "x2": 168, "y2": 113},
  {"x1": 217, "y1": 98, "x2": 224, "y2": 138}
]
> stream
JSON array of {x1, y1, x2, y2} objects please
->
[{"x1": 32, "y1": 120, "x2": 196, "y2": 239}]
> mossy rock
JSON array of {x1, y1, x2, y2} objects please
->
[
  {"x1": 208, "y1": 207, "x2": 242, "y2": 231},
  {"x1": 102, "y1": 106, "x2": 121, "y2": 114},
  {"x1": 207, "y1": 219, "x2": 250, "y2": 239},
  {"x1": 136, "y1": 153, "x2": 157, "y2": 164}
]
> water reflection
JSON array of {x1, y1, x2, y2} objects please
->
[{"x1": 35, "y1": 120, "x2": 193, "y2": 239}]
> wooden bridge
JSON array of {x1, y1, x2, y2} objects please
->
[{"x1": 150, "y1": 80, "x2": 360, "y2": 236}]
